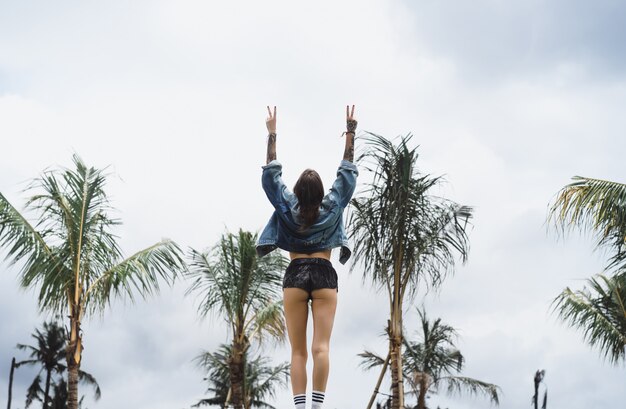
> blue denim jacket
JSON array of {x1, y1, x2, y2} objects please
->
[{"x1": 256, "y1": 159, "x2": 359, "y2": 264}]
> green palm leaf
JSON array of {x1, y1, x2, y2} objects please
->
[
  {"x1": 85, "y1": 239, "x2": 185, "y2": 314},
  {"x1": 438, "y1": 376, "x2": 500, "y2": 405},
  {"x1": 549, "y1": 176, "x2": 626, "y2": 272},
  {"x1": 358, "y1": 350, "x2": 387, "y2": 371},
  {"x1": 553, "y1": 272, "x2": 626, "y2": 364}
]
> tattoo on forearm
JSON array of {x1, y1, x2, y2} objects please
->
[
  {"x1": 343, "y1": 119, "x2": 357, "y2": 162},
  {"x1": 266, "y1": 132, "x2": 277, "y2": 164},
  {"x1": 343, "y1": 133, "x2": 354, "y2": 162}
]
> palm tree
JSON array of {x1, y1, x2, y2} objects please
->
[
  {"x1": 16, "y1": 321, "x2": 66, "y2": 408},
  {"x1": 0, "y1": 155, "x2": 185, "y2": 409},
  {"x1": 7, "y1": 357, "x2": 17, "y2": 409},
  {"x1": 350, "y1": 133, "x2": 472, "y2": 409},
  {"x1": 48, "y1": 378, "x2": 91, "y2": 409},
  {"x1": 549, "y1": 177, "x2": 626, "y2": 363},
  {"x1": 532, "y1": 370, "x2": 547, "y2": 409},
  {"x1": 187, "y1": 229, "x2": 288, "y2": 409},
  {"x1": 192, "y1": 344, "x2": 289, "y2": 409},
  {"x1": 15, "y1": 320, "x2": 100, "y2": 409},
  {"x1": 359, "y1": 309, "x2": 500, "y2": 409}
]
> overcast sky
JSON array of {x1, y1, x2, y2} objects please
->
[{"x1": 1, "y1": 1, "x2": 626, "y2": 408}]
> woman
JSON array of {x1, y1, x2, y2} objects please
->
[{"x1": 256, "y1": 105, "x2": 358, "y2": 409}]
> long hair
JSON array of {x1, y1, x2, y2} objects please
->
[{"x1": 293, "y1": 169, "x2": 324, "y2": 231}]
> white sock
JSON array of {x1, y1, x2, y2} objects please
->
[
  {"x1": 312, "y1": 391, "x2": 325, "y2": 409},
  {"x1": 293, "y1": 393, "x2": 306, "y2": 409}
]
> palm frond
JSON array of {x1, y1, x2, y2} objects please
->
[
  {"x1": 549, "y1": 176, "x2": 626, "y2": 272},
  {"x1": 247, "y1": 300, "x2": 286, "y2": 345},
  {"x1": 78, "y1": 368, "x2": 102, "y2": 400},
  {"x1": 0, "y1": 191, "x2": 54, "y2": 264},
  {"x1": 0, "y1": 192, "x2": 72, "y2": 313},
  {"x1": 187, "y1": 246, "x2": 236, "y2": 322},
  {"x1": 552, "y1": 272, "x2": 626, "y2": 364},
  {"x1": 357, "y1": 350, "x2": 386, "y2": 371},
  {"x1": 86, "y1": 239, "x2": 185, "y2": 314},
  {"x1": 438, "y1": 375, "x2": 501, "y2": 405},
  {"x1": 24, "y1": 374, "x2": 43, "y2": 408}
]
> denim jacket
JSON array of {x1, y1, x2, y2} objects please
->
[{"x1": 256, "y1": 159, "x2": 359, "y2": 264}]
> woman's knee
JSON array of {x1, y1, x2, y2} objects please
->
[{"x1": 311, "y1": 343, "x2": 330, "y2": 359}]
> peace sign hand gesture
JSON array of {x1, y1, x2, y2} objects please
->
[
  {"x1": 266, "y1": 105, "x2": 277, "y2": 134},
  {"x1": 346, "y1": 105, "x2": 357, "y2": 134}
]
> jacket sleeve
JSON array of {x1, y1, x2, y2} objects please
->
[
  {"x1": 261, "y1": 160, "x2": 293, "y2": 210},
  {"x1": 327, "y1": 160, "x2": 359, "y2": 208}
]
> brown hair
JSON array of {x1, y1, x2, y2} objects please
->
[{"x1": 293, "y1": 169, "x2": 324, "y2": 231}]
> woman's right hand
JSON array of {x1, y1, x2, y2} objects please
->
[
  {"x1": 346, "y1": 104, "x2": 357, "y2": 133},
  {"x1": 266, "y1": 105, "x2": 277, "y2": 134}
]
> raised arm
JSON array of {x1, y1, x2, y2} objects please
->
[
  {"x1": 266, "y1": 105, "x2": 277, "y2": 164},
  {"x1": 343, "y1": 104, "x2": 357, "y2": 162}
]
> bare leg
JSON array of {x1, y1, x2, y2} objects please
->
[
  {"x1": 283, "y1": 288, "x2": 310, "y2": 395},
  {"x1": 310, "y1": 288, "x2": 338, "y2": 392}
]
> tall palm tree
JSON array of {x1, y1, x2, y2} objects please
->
[
  {"x1": 0, "y1": 155, "x2": 185, "y2": 409},
  {"x1": 187, "y1": 230, "x2": 288, "y2": 409},
  {"x1": 359, "y1": 309, "x2": 500, "y2": 409},
  {"x1": 15, "y1": 320, "x2": 100, "y2": 409},
  {"x1": 350, "y1": 133, "x2": 472, "y2": 409},
  {"x1": 192, "y1": 344, "x2": 290, "y2": 409},
  {"x1": 549, "y1": 177, "x2": 626, "y2": 363},
  {"x1": 16, "y1": 320, "x2": 67, "y2": 408},
  {"x1": 7, "y1": 357, "x2": 17, "y2": 409}
]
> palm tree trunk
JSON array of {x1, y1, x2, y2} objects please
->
[
  {"x1": 389, "y1": 313, "x2": 405, "y2": 409},
  {"x1": 367, "y1": 352, "x2": 391, "y2": 409},
  {"x1": 43, "y1": 368, "x2": 52, "y2": 409},
  {"x1": 228, "y1": 338, "x2": 246, "y2": 409},
  {"x1": 416, "y1": 376, "x2": 427, "y2": 409},
  {"x1": 66, "y1": 315, "x2": 82, "y2": 409},
  {"x1": 7, "y1": 357, "x2": 16, "y2": 409},
  {"x1": 389, "y1": 251, "x2": 405, "y2": 409}
]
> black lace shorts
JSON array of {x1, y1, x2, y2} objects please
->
[{"x1": 283, "y1": 258, "x2": 338, "y2": 300}]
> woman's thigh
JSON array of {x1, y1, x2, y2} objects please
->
[
  {"x1": 310, "y1": 288, "x2": 338, "y2": 348},
  {"x1": 283, "y1": 288, "x2": 310, "y2": 353}
]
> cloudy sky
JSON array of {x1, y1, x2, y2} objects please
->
[{"x1": 1, "y1": 1, "x2": 626, "y2": 408}]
